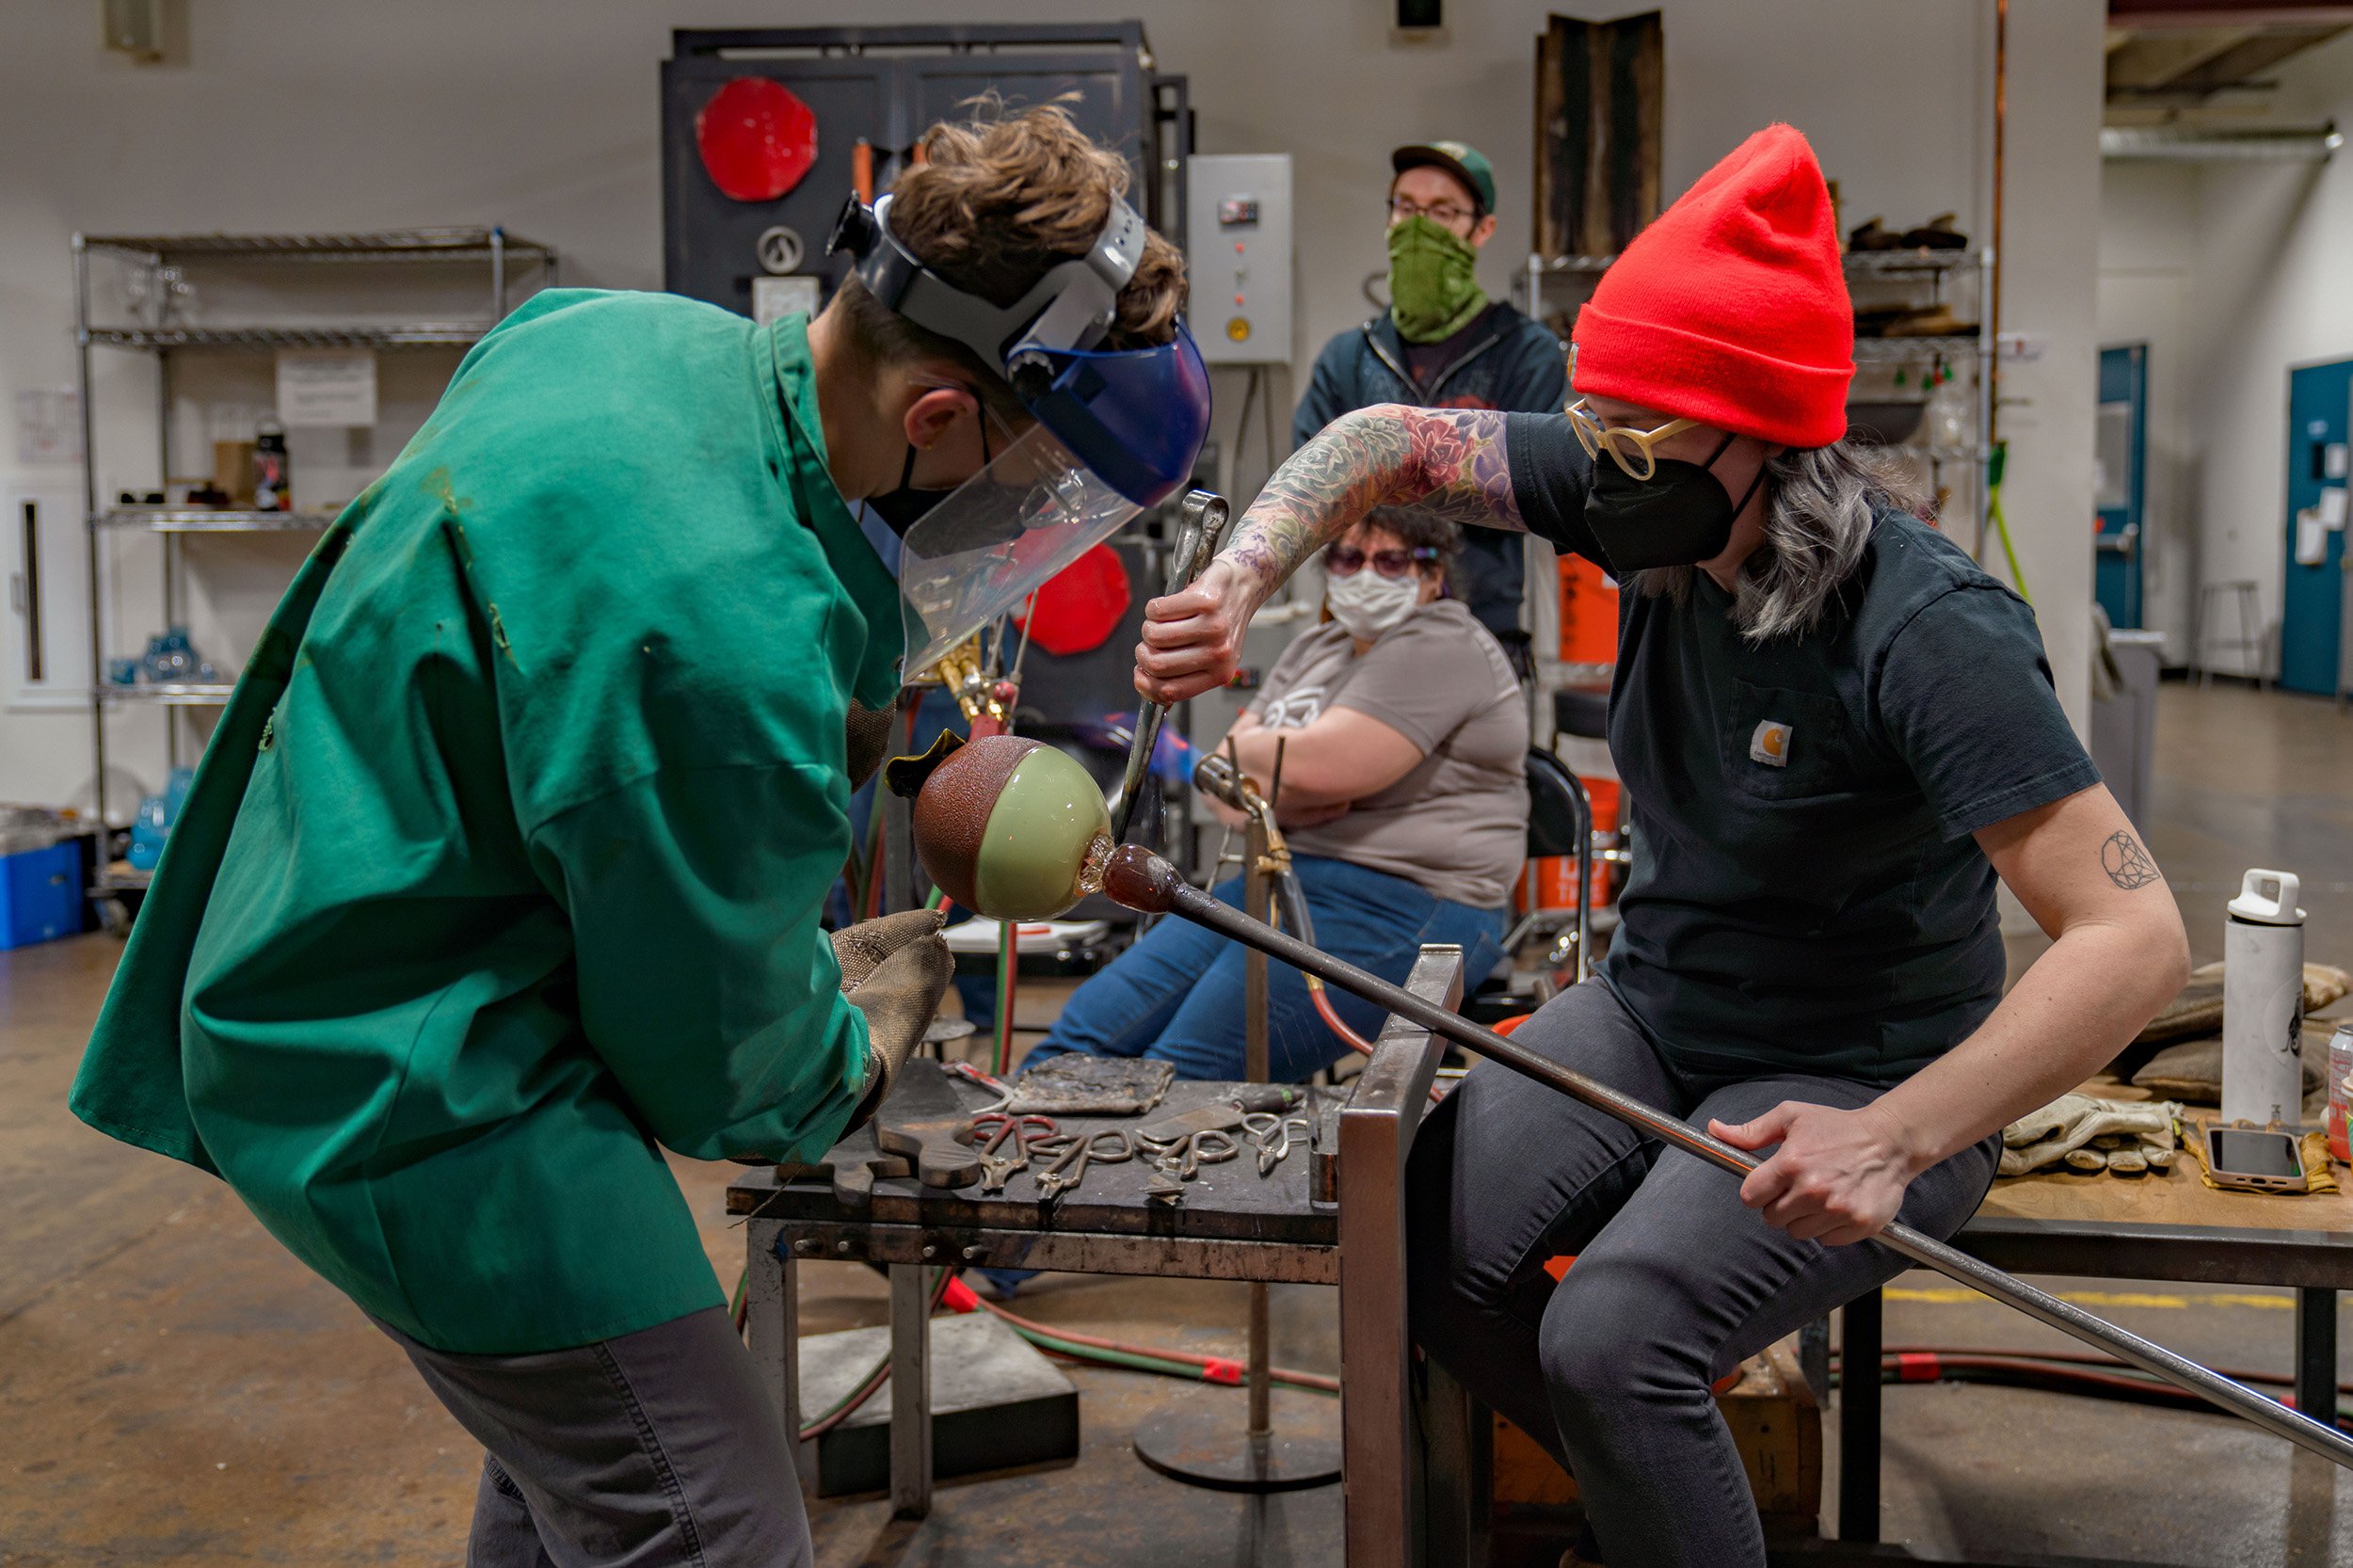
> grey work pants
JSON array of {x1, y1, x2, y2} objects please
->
[
  {"x1": 380, "y1": 1306, "x2": 813, "y2": 1568},
  {"x1": 1404, "y1": 980, "x2": 1998, "y2": 1568}
]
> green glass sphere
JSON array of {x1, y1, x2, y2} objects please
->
[{"x1": 911, "y1": 735, "x2": 1112, "y2": 920}]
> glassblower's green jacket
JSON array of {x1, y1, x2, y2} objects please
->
[{"x1": 70, "y1": 294, "x2": 899, "y2": 1353}]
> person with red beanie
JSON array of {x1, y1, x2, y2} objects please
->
[{"x1": 1134, "y1": 124, "x2": 2187, "y2": 1567}]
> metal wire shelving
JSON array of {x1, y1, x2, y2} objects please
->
[{"x1": 73, "y1": 228, "x2": 558, "y2": 905}]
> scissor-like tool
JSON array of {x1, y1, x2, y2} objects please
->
[
  {"x1": 1238, "y1": 1111, "x2": 1310, "y2": 1176},
  {"x1": 1138, "y1": 1127, "x2": 1241, "y2": 1202},
  {"x1": 966, "y1": 1112, "x2": 1057, "y2": 1194},
  {"x1": 1033, "y1": 1128, "x2": 1134, "y2": 1204}
]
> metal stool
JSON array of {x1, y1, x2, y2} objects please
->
[{"x1": 2196, "y1": 579, "x2": 2266, "y2": 690}]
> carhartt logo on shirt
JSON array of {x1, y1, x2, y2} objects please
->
[{"x1": 1750, "y1": 720, "x2": 1792, "y2": 767}]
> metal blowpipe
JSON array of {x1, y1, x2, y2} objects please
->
[
  {"x1": 1111, "y1": 489, "x2": 1232, "y2": 842},
  {"x1": 1099, "y1": 844, "x2": 2353, "y2": 1472}
]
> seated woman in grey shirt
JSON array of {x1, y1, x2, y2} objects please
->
[{"x1": 1024, "y1": 507, "x2": 1529, "y2": 1080}]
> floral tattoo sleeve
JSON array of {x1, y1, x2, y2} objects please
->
[{"x1": 1223, "y1": 406, "x2": 1520, "y2": 596}]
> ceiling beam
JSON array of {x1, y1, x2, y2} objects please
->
[
  {"x1": 2111, "y1": 2, "x2": 2353, "y2": 25},
  {"x1": 2161, "y1": 24, "x2": 2349, "y2": 90},
  {"x1": 2106, "y1": 22, "x2": 2348, "y2": 98},
  {"x1": 2107, "y1": 25, "x2": 2259, "y2": 88}
]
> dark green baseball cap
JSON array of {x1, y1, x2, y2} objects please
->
[{"x1": 1391, "y1": 140, "x2": 1496, "y2": 217}]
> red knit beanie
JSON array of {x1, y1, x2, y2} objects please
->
[{"x1": 1572, "y1": 124, "x2": 1852, "y2": 448}]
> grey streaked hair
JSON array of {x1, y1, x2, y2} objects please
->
[{"x1": 1625, "y1": 441, "x2": 1929, "y2": 643}]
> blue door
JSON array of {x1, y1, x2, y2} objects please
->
[
  {"x1": 2281, "y1": 359, "x2": 2353, "y2": 696},
  {"x1": 2094, "y1": 345, "x2": 2146, "y2": 630}
]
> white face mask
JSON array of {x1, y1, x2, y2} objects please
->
[{"x1": 1326, "y1": 567, "x2": 1422, "y2": 641}]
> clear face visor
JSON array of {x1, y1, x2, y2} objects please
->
[{"x1": 893, "y1": 420, "x2": 1143, "y2": 675}]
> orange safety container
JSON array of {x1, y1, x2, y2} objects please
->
[
  {"x1": 1514, "y1": 777, "x2": 1621, "y2": 914},
  {"x1": 1558, "y1": 554, "x2": 1620, "y2": 667}
]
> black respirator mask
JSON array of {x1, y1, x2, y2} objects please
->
[
  {"x1": 1581, "y1": 432, "x2": 1769, "y2": 575},
  {"x1": 864, "y1": 392, "x2": 997, "y2": 537}
]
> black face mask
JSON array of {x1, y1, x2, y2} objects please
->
[
  {"x1": 865, "y1": 396, "x2": 995, "y2": 537},
  {"x1": 1581, "y1": 431, "x2": 1768, "y2": 575}
]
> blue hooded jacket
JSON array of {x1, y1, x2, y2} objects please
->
[{"x1": 1293, "y1": 300, "x2": 1568, "y2": 654}]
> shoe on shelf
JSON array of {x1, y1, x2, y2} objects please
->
[
  {"x1": 1899, "y1": 212, "x2": 1970, "y2": 250},
  {"x1": 1846, "y1": 216, "x2": 1899, "y2": 251},
  {"x1": 1881, "y1": 304, "x2": 1976, "y2": 338}
]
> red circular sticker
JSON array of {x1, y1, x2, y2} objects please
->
[
  {"x1": 1016, "y1": 544, "x2": 1133, "y2": 658},
  {"x1": 695, "y1": 77, "x2": 818, "y2": 202}
]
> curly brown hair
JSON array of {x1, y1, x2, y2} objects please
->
[{"x1": 831, "y1": 102, "x2": 1187, "y2": 414}]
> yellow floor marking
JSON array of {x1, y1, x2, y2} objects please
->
[{"x1": 1884, "y1": 1286, "x2": 2303, "y2": 1311}]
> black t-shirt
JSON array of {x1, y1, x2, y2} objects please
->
[
  {"x1": 1505, "y1": 412, "x2": 2101, "y2": 1085},
  {"x1": 1401, "y1": 302, "x2": 1503, "y2": 395}
]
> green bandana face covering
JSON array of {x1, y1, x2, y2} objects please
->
[{"x1": 1387, "y1": 215, "x2": 1488, "y2": 344}]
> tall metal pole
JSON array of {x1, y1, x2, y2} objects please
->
[
  {"x1": 1103, "y1": 845, "x2": 2353, "y2": 1474},
  {"x1": 1982, "y1": 0, "x2": 2008, "y2": 565},
  {"x1": 75, "y1": 235, "x2": 109, "y2": 850},
  {"x1": 1990, "y1": 0, "x2": 2006, "y2": 425},
  {"x1": 1243, "y1": 808, "x2": 1272, "y2": 1442},
  {"x1": 1129, "y1": 794, "x2": 1339, "y2": 1494},
  {"x1": 156, "y1": 251, "x2": 179, "y2": 770}
]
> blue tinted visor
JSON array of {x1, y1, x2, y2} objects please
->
[{"x1": 1019, "y1": 324, "x2": 1211, "y2": 508}]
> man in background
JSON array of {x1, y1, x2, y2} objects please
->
[{"x1": 1293, "y1": 139, "x2": 1567, "y2": 672}]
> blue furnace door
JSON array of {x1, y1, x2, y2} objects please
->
[
  {"x1": 2094, "y1": 345, "x2": 2146, "y2": 630},
  {"x1": 2281, "y1": 359, "x2": 2353, "y2": 695}
]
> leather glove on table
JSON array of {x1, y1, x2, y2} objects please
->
[
  {"x1": 2000, "y1": 1093, "x2": 2184, "y2": 1177},
  {"x1": 836, "y1": 908, "x2": 953, "y2": 1129}
]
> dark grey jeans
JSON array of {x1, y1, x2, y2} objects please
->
[
  {"x1": 1404, "y1": 981, "x2": 1998, "y2": 1568},
  {"x1": 380, "y1": 1305, "x2": 812, "y2": 1568}
]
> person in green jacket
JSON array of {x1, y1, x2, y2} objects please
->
[{"x1": 70, "y1": 104, "x2": 1207, "y2": 1567}]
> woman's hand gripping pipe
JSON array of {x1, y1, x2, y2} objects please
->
[
  {"x1": 1098, "y1": 841, "x2": 2353, "y2": 1474},
  {"x1": 1112, "y1": 489, "x2": 1232, "y2": 841}
]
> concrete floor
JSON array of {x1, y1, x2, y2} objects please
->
[{"x1": 5, "y1": 679, "x2": 2353, "y2": 1566}]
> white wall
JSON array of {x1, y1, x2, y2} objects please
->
[
  {"x1": 2185, "y1": 28, "x2": 2353, "y2": 680},
  {"x1": 2098, "y1": 161, "x2": 2201, "y2": 664},
  {"x1": 0, "y1": 0, "x2": 2105, "y2": 809},
  {"x1": 2101, "y1": 27, "x2": 2353, "y2": 680},
  {"x1": 1993, "y1": 0, "x2": 2105, "y2": 728}
]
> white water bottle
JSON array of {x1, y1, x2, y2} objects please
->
[{"x1": 2223, "y1": 868, "x2": 2306, "y2": 1128}]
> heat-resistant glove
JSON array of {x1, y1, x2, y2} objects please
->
[
  {"x1": 2000, "y1": 1093, "x2": 2181, "y2": 1177},
  {"x1": 834, "y1": 909, "x2": 953, "y2": 1128},
  {"x1": 843, "y1": 692, "x2": 907, "y2": 789}
]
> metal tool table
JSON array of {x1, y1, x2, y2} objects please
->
[
  {"x1": 1835, "y1": 1159, "x2": 2353, "y2": 1558},
  {"x1": 727, "y1": 948, "x2": 1465, "y2": 1563}
]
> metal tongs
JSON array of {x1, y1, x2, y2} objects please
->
[{"x1": 1111, "y1": 488, "x2": 1232, "y2": 841}]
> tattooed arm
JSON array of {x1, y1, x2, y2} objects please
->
[
  {"x1": 1713, "y1": 783, "x2": 2190, "y2": 1244},
  {"x1": 1134, "y1": 404, "x2": 1519, "y2": 702}
]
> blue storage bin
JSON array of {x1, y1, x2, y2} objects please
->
[{"x1": 1, "y1": 838, "x2": 84, "y2": 951}]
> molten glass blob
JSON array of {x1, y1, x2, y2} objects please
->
[{"x1": 910, "y1": 735, "x2": 1113, "y2": 920}]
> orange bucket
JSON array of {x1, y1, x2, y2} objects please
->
[{"x1": 1513, "y1": 776, "x2": 1621, "y2": 914}]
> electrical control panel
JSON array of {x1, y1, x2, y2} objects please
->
[{"x1": 1187, "y1": 153, "x2": 1292, "y2": 366}]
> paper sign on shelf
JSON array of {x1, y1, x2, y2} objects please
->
[
  {"x1": 14, "y1": 390, "x2": 80, "y2": 464},
  {"x1": 1995, "y1": 331, "x2": 2047, "y2": 363},
  {"x1": 752, "y1": 276, "x2": 821, "y2": 327},
  {"x1": 2320, "y1": 487, "x2": 2348, "y2": 529},
  {"x1": 276, "y1": 348, "x2": 378, "y2": 427},
  {"x1": 2297, "y1": 509, "x2": 2329, "y2": 567}
]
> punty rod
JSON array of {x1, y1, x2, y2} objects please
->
[{"x1": 1099, "y1": 843, "x2": 2353, "y2": 1472}]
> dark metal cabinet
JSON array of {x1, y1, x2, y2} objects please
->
[{"x1": 662, "y1": 24, "x2": 1189, "y2": 318}]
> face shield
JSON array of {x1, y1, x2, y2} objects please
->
[
  {"x1": 892, "y1": 328, "x2": 1209, "y2": 671},
  {"x1": 830, "y1": 188, "x2": 1212, "y2": 674}
]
